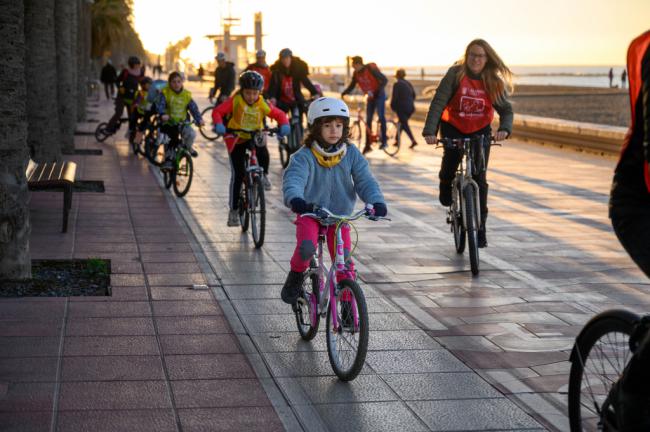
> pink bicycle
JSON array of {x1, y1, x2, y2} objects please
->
[{"x1": 293, "y1": 205, "x2": 389, "y2": 381}]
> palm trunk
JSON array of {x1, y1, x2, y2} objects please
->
[
  {"x1": 0, "y1": 1, "x2": 32, "y2": 281},
  {"x1": 76, "y1": 0, "x2": 88, "y2": 122},
  {"x1": 24, "y1": 0, "x2": 61, "y2": 162},
  {"x1": 55, "y1": 0, "x2": 77, "y2": 153}
]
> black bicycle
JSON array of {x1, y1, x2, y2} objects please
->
[
  {"x1": 95, "y1": 117, "x2": 129, "y2": 143},
  {"x1": 158, "y1": 121, "x2": 195, "y2": 198},
  {"x1": 568, "y1": 309, "x2": 650, "y2": 431},
  {"x1": 279, "y1": 103, "x2": 308, "y2": 169}
]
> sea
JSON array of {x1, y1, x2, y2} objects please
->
[{"x1": 315, "y1": 65, "x2": 627, "y2": 89}]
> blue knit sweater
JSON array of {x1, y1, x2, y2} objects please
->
[{"x1": 282, "y1": 143, "x2": 385, "y2": 215}]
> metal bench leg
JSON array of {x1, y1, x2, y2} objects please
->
[{"x1": 63, "y1": 184, "x2": 72, "y2": 233}]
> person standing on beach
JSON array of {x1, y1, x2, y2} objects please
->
[
  {"x1": 621, "y1": 68, "x2": 628, "y2": 89},
  {"x1": 609, "y1": 67, "x2": 615, "y2": 87},
  {"x1": 390, "y1": 69, "x2": 419, "y2": 149},
  {"x1": 422, "y1": 39, "x2": 513, "y2": 248},
  {"x1": 341, "y1": 56, "x2": 389, "y2": 154}
]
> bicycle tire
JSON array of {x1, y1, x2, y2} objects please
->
[
  {"x1": 568, "y1": 309, "x2": 639, "y2": 432},
  {"x1": 250, "y1": 177, "x2": 265, "y2": 248},
  {"x1": 295, "y1": 270, "x2": 320, "y2": 341},
  {"x1": 238, "y1": 183, "x2": 250, "y2": 232},
  {"x1": 452, "y1": 183, "x2": 466, "y2": 254},
  {"x1": 145, "y1": 138, "x2": 164, "y2": 167},
  {"x1": 129, "y1": 130, "x2": 141, "y2": 156},
  {"x1": 94, "y1": 122, "x2": 111, "y2": 142},
  {"x1": 326, "y1": 279, "x2": 369, "y2": 381},
  {"x1": 163, "y1": 169, "x2": 173, "y2": 189},
  {"x1": 382, "y1": 120, "x2": 400, "y2": 156},
  {"x1": 349, "y1": 122, "x2": 364, "y2": 151},
  {"x1": 463, "y1": 185, "x2": 479, "y2": 275},
  {"x1": 199, "y1": 106, "x2": 219, "y2": 141},
  {"x1": 172, "y1": 151, "x2": 193, "y2": 197},
  {"x1": 288, "y1": 122, "x2": 302, "y2": 156},
  {"x1": 279, "y1": 139, "x2": 290, "y2": 169}
]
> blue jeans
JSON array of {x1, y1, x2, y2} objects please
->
[{"x1": 366, "y1": 91, "x2": 387, "y2": 146}]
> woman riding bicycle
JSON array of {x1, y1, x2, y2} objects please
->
[
  {"x1": 211, "y1": 71, "x2": 290, "y2": 227},
  {"x1": 422, "y1": 39, "x2": 514, "y2": 248},
  {"x1": 281, "y1": 97, "x2": 387, "y2": 306}
]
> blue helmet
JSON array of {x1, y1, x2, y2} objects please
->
[{"x1": 239, "y1": 70, "x2": 264, "y2": 91}]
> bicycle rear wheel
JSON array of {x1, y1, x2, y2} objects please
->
[
  {"x1": 145, "y1": 138, "x2": 165, "y2": 166},
  {"x1": 279, "y1": 139, "x2": 290, "y2": 169},
  {"x1": 568, "y1": 309, "x2": 638, "y2": 432},
  {"x1": 295, "y1": 269, "x2": 320, "y2": 341},
  {"x1": 288, "y1": 122, "x2": 303, "y2": 156},
  {"x1": 382, "y1": 120, "x2": 400, "y2": 156},
  {"x1": 250, "y1": 177, "x2": 265, "y2": 248},
  {"x1": 94, "y1": 122, "x2": 111, "y2": 142},
  {"x1": 199, "y1": 106, "x2": 219, "y2": 141},
  {"x1": 326, "y1": 279, "x2": 369, "y2": 381},
  {"x1": 163, "y1": 170, "x2": 173, "y2": 189},
  {"x1": 463, "y1": 185, "x2": 479, "y2": 275},
  {"x1": 172, "y1": 151, "x2": 193, "y2": 197},
  {"x1": 238, "y1": 183, "x2": 249, "y2": 232},
  {"x1": 129, "y1": 130, "x2": 141, "y2": 156},
  {"x1": 349, "y1": 121, "x2": 364, "y2": 151}
]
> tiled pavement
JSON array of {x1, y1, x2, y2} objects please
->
[{"x1": 2, "y1": 82, "x2": 646, "y2": 431}]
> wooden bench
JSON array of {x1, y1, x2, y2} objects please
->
[{"x1": 26, "y1": 159, "x2": 77, "y2": 233}]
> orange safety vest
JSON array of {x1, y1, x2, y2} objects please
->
[
  {"x1": 441, "y1": 75, "x2": 495, "y2": 134},
  {"x1": 355, "y1": 63, "x2": 381, "y2": 94},
  {"x1": 619, "y1": 30, "x2": 650, "y2": 192}
]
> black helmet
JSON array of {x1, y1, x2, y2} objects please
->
[
  {"x1": 140, "y1": 76, "x2": 153, "y2": 86},
  {"x1": 239, "y1": 70, "x2": 264, "y2": 91},
  {"x1": 128, "y1": 56, "x2": 141, "y2": 67}
]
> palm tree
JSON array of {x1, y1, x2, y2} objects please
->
[
  {"x1": 56, "y1": 0, "x2": 78, "y2": 154},
  {"x1": 0, "y1": 0, "x2": 32, "y2": 281},
  {"x1": 24, "y1": 0, "x2": 61, "y2": 162},
  {"x1": 91, "y1": 0, "x2": 132, "y2": 58}
]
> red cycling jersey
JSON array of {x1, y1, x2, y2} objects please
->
[{"x1": 441, "y1": 75, "x2": 495, "y2": 134}]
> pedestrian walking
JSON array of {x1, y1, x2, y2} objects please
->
[
  {"x1": 198, "y1": 64, "x2": 205, "y2": 86},
  {"x1": 100, "y1": 60, "x2": 117, "y2": 100},
  {"x1": 390, "y1": 69, "x2": 419, "y2": 149},
  {"x1": 609, "y1": 67, "x2": 614, "y2": 87},
  {"x1": 621, "y1": 68, "x2": 627, "y2": 89}
]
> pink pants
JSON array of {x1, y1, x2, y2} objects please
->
[{"x1": 290, "y1": 216, "x2": 355, "y2": 276}]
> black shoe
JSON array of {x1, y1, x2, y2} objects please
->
[
  {"x1": 362, "y1": 145, "x2": 372, "y2": 155},
  {"x1": 189, "y1": 149, "x2": 198, "y2": 157},
  {"x1": 281, "y1": 271, "x2": 303, "y2": 304},
  {"x1": 478, "y1": 229, "x2": 487, "y2": 248},
  {"x1": 439, "y1": 182, "x2": 452, "y2": 206},
  {"x1": 409, "y1": 141, "x2": 418, "y2": 149}
]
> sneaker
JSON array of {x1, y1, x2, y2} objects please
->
[
  {"x1": 281, "y1": 271, "x2": 304, "y2": 304},
  {"x1": 227, "y1": 209, "x2": 240, "y2": 227},
  {"x1": 262, "y1": 174, "x2": 272, "y2": 191},
  {"x1": 409, "y1": 141, "x2": 418, "y2": 149},
  {"x1": 189, "y1": 149, "x2": 198, "y2": 157},
  {"x1": 379, "y1": 142, "x2": 388, "y2": 150},
  {"x1": 439, "y1": 181, "x2": 452, "y2": 206},
  {"x1": 340, "y1": 301, "x2": 353, "y2": 329},
  {"x1": 362, "y1": 145, "x2": 372, "y2": 155},
  {"x1": 478, "y1": 229, "x2": 488, "y2": 248}
]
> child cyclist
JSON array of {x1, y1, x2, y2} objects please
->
[
  {"x1": 131, "y1": 77, "x2": 153, "y2": 146},
  {"x1": 157, "y1": 72, "x2": 204, "y2": 168},
  {"x1": 281, "y1": 97, "x2": 387, "y2": 305},
  {"x1": 212, "y1": 70, "x2": 290, "y2": 226}
]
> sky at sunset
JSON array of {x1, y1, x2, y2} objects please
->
[{"x1": 132, "y1": 0, "x2": 649, "y2": 67}]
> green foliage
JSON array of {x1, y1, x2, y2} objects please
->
[
  {"x1": 84, "y1": 257, "x2": 109, "y2": 277},
  {"x1": 91, "y1": 0, "x2": 144, "y2": 59}
]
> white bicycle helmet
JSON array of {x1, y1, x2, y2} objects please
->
[{"x1": 307, "y1": 97, "x2": 350, "y2": 125}]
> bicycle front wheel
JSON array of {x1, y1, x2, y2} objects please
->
[
  {"x1": 288, "y1": 123, "x2": 303, "y2": 155},
  {"x1": 326, "y1": 279, "x2": 369, "y2": 381},
  {"x1": 199, "y1": 106, "x2": 219, "y2": 141},
  {"x1": 451, "y1": 184, "x2": 466, "y2": 254},
  {"x1": 95, "y1": 122, "x2": 111, "y2": 142},
  {"x1": 163, "y1": 169, "x2": 173, "y2": 189},
  {"x1": 145, "y1": 139, "x2": 165, "y2": 167},
  {"x1": 463, "y1": 185, "x2": 479, "y2": 275},
  {"x1": 568, "y1": 309, "x2": 638, "y2": 432},
  {"x1": 279, "y1": 138, "x2": 290, "y2": 169},
  {"x1": 238, "y1": 183, "x2": 249, "y2": 232},
  {"x1": 295, "y1": 270, "x2": 320, "y2": 341},
  {"x1": 250, "y1": 177, "x2": 266, "y2": 248},
  {"x1": 172, "y1": 151, "x2": 193, "y2": 197},
  {"x1": 349, "y1": 121, "x2": 364, "y2": 151},
  {"x1": 382, "y1": 120, "x2": 400, "y2": 156}
]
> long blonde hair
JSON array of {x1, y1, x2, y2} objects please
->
[{"x1": 456, "y1": 39, "x2": 514, "y2": 102}]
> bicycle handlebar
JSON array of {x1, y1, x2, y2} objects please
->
[
  {"x1": 433, "y1": 135, "x2": 502, "y2": 150},
  {"x1": 301, "y1": 205, "x2": 391, "y2": 223}
]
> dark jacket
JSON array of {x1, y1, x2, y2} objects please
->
[
  {"x1": 422, "y1": 65, "x2": 513, "y2": 137},
  {"x1": 390, "y1": 78, "x2": 416, "y2": 116},
  {"x1": 100, "y1": 63, "x2": 117, "y2": 84},
  {"x1": 268, "y1": 56, "x2": 319, "y2": 104},
  {"x1": 213, "y1": 62, "x2": 236, "y2": 98}
]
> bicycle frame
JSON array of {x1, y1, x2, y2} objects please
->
[{"x1": 448, "y1": 137, "x2": 485, "y2": 232}]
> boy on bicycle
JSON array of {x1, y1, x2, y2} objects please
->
[
  {"x1": 157, "y1": 72, "x2": 204, "y2": 168},
  {"x1": 212, "y1": 71, "x2": 290, "y2": 226},
  {"x1": 131, "y1": 77, "x2": 154, "y2": 146},
  {"x1": 281, "y1": 97, "x2": 387, "y2": 306}
]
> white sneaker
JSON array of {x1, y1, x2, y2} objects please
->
[
  {"x1": 262, "y1": 174, "x2": 272, "y2": 191},
  {"x1": 227, "y1": 209, "x2": 240, "y2": 227}
]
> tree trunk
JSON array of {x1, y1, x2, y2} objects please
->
[
  {"x1": 76, "y1": 0, "x2": 88, "y2": 122},
  {"x1": 24, "y1": 0, "x2": 61, "y2": 162},
  {"x1": 55, "y1": 0, "x2": 77, "y2": 153},
  {"x1": 0, "y1": 0, "x2": 32, "y2": 281}
]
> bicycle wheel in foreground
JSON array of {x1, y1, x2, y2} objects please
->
[
  {"x1": 326, "y1": 279, "x2": 368, "y2": 381},
  {"x1": 94, "y1": 122, "x2": 111, "y2": 142},
  {"x1": 568, "y1": 309, "x2": 638, "y2": 432},
  {"x1": 451, "y1": 184, "x2": 466, "y2": 254},
  {"x1": 172, "y1": 151, "x2": 193, "y2": 197},
  {"x1": 463, "y1": 186, "x2": 480, "y2": 276},
  {"x1": 382, "y1": 120, "x2": 400, "y2": 156},
  {"x1": 295, "y1": 269, "x2": 320, "y2": 341},
  {"x1": 238, "y1": 184, "x2": 250, "y2": 232},
  {"x1": 163, "y1": 170, "x2": 173, "y2": 189},
  {"x1": 250, "y1": 178, "x2": 265, "y2": 248},
  {"x1": 199, "y1": 106, "x2": 219, "y2": 141}
]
